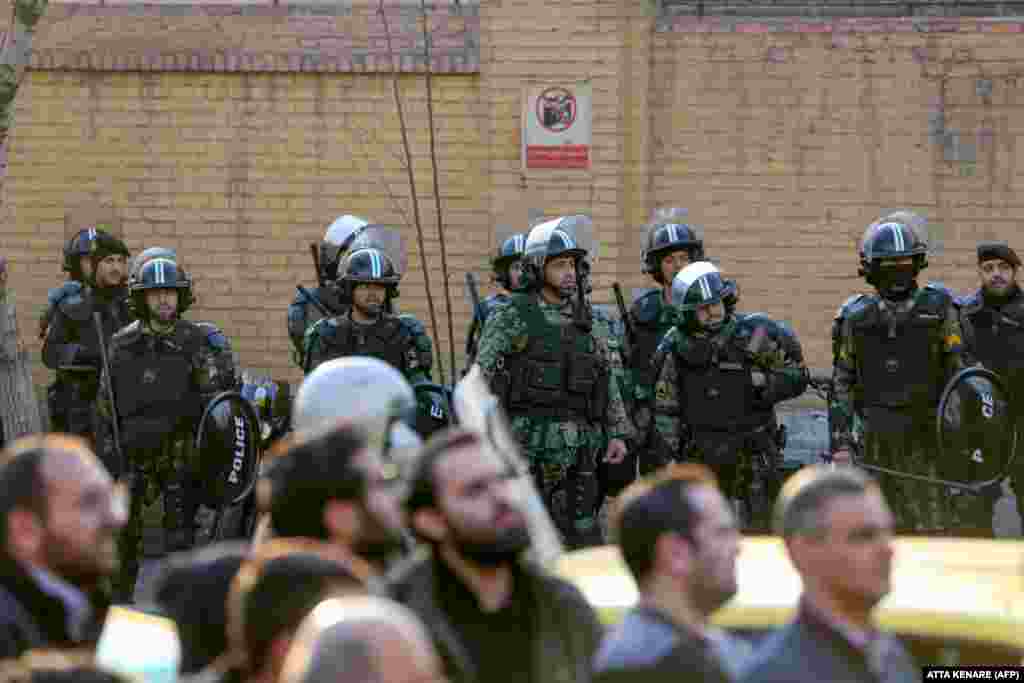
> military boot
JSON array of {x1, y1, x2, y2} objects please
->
[{"x1": 569, "y1": 455, "x2": 603, "y2": 550}]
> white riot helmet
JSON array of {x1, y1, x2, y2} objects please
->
[
  {"x1": 293, "y1": 356, "x2": 422, "y2": 470},
  {"x1": 320, "y1": 215, "x2": 370, "y2": 282}
]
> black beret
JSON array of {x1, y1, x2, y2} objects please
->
[{"x1": 977, "y1": 241, "x2": 1021, "y2": 268}]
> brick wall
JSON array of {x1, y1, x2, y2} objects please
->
[
  {"x1": 3, "y1": 68, "x2": 489, "y2": 389},
  {"x1": 647, "y1": 14, "x2": 1024, "y2": 366},
  {"x1": 4, "y1": 0, "x2": 1024, "y2": 396}
]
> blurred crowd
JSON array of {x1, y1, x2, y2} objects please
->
[{"x1": 0, "y1": 369, "x2": 919, "y2": 683}]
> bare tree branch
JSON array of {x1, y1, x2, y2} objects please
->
[
  {"x1": 419, "y1": 0, "x2": 457, "y2": 386},
  {"x1": 377, "y1": 0, "x2": 447, "y2": 386}
]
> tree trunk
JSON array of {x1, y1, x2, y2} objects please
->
[
  {"x1": 0, "y1": 292, "x2": 42, "y2": 443},
  {"x1": 0, "y1": 0, "x2": 50, "y2": 150}
]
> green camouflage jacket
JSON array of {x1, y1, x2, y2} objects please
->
[{"x1": 475, "y1": 294, "x2": 633, "y2": 466}]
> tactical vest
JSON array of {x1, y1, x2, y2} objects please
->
[
  {"x1": 502, "y1": 295, "x2": 609, "y2": 422},
  {"x1": 111, "y1": 322, "x2": 203, "y2": 451},
  {"x1": 959, "y1": 289, "x2": 1024, "y2": 386},
  {"x1": 628, "y1": 290, "x2": 672, "y2": 388},
  {"x1": 55, "y1": 289, "x2": 133, "y2": 391},
  {"x1": 674, "y1": 326, "x2": 773, "y2": 434},
  {"x1": 318, "y1": 315, "x2": 412, "y2": 373},
  {"x1": 848, "y1": 288, "x2": 948, "y2": 412}
]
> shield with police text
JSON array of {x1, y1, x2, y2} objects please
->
[
  {"x1": 936, "y1": 367, "x2": 1016, "y2": 487},
  {"x1": 195, "y1": 391, "x2": 262, "y2": 510}
]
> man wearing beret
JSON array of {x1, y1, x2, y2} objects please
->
[{"x1": 955, "y1": 241, "x2": 1024, "y2": 535}]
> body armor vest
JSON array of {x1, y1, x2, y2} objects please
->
[
  {"x1": 960, "y1": 289, "x2": 1024, "y2": 386},
  {"x1": 675, "y1": 329, "x2": 773, "y2": 434},
  {"x1": 111, "y1": 322, "x2": 203, "y2": 451},
  {"x1": 55, "y1": 290, "x2": 133, "y2": 393},
  {"x1": 319, "y1": 315, "x2": 412, "y2": 373},
  {"x1": 502, "y1": 295, "x2": 609, "y2": 422},
  {"x1": 849, "y1": 290, "x2": 947, "y2": 413},
  {"x1": 629, "y1": 290, "x2": 672, "y2": 388}
]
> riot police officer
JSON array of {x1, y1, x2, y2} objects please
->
[
  {"x1": 622, "y1": 209, "x2": 705, "y2": 474},
  {"x1": 474, "y1": 215, "x2": 631, "y2": 549},
  {"x1": 830, "y1": 211, "x2": 969, "y2": 534},
  {"x1": 287, "y1": 215, "x2": 370, "y2": 367},
  {"x1": 465, "y1": 228, "x2": 528, "y2": 362},
  {"x1": 98, "y1": 255, "x2": 236, "y2": 600},
  {"x1": 303, "y1": 225, "x2": 435, "y2": 398},
  {"x1": 955, "y1": 241, "x2": 1024, "y2": 533},
  {"x1": 651, "y1": 262, "x2": 807, "y2": 531},
  {"x1": 42, "y1": 228, "x2": 132, "y2": 444},
  {"x1": 38, "y1": 226, "x2": 118, "y2": 341}
]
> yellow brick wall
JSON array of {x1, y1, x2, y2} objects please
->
[
  {"x1": 4, "y1": 3, "x2": 1024, "y2": 400},
  {"x1": 2, "y1": 71, "x2": 490, "y2": 390}
]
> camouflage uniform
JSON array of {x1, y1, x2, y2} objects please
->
[
  {"x1": 831, "y1": 285, "x2": 969, "y2": 534},
  {"x1": 465, "y1": 292, "x2": 511, "y2": 365},
  {"x1": 476, "y1": 295, "x2": 633, "y2": 547},
  {"x1": 652, "y1": 311, "x2": 807, "y2": 531},
  {"x1": 479, "y1": 293, "x2": 511, "y2": 323},
  {"x1": 466, "y1": 228, "x2": 527, "y2": 367}
]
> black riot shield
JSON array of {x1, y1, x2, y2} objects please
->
[
  {"x1": 194, "y1": 391, "x2": 262, "y2": 542},
  {"x1": 936, "y1": 367, "x2": 1017, "y2": 491}
]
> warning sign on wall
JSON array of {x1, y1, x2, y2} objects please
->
[{"x1": 522, "y1": 81, "x2": 592, "y2": 170}]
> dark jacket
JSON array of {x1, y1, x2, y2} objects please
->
[
  {"x1": 593, "y1": 606, "x2": 732, "y2": 683},
  {"x1": 0, "y1": 558, "x2": 109, "y2": 658},
  {"x1": 738, "y1": 601, "x2": 918, "y2": 683},
  {"x1": 387, "y1": 552, "x2": 604, "y2": 683}
]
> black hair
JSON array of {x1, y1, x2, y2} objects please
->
[
  {"x1": 242, "y1": 552, "x2": 364, "y2": 674},
  {"x1": 265, "y1": 426, "x2": 368, "y2": 540},
  {"x1": 146, "y1": 541, "x2": 250, "y2": 674}
]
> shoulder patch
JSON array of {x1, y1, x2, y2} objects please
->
[
  {"x1": 833, "y1": 294, "x2": 867, "y2": 321},
  {"x1": 196, "y1": 322, "x2": 232, "y2": 351},
  {"x1": 630, "y1": 289, "x2": 662, "y2": 325},
  {"x1": 48, "y1": 281, "x2": 83, "y2": 307},
  {"x1": 916, "y1": 282, "x2": 953, "y2": 311},
  {"x1": 954, "y1": 290, "x2": 980, "y2": 309},
  {"x1": 56, "y1": 288, "x2": 91, "y2": 321},
  {"x1": 398, "y1": 314, "x2": 427, "y2": 336},
  {"x1": 317, "y1": 317, "x2": 340, "y2": 339}
]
